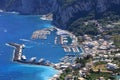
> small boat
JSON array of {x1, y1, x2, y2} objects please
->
[
  {"x1": 21, "y1": 55, "x2": 26, "y2": 61},
  {"x1": 30, "y1": 57, "x2": 36, "y2": 62},
  {"x1": 38, "y1": 58, "x2": 45, "y2": 63}
]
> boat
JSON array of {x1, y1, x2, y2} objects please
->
[
  {"x1": 38, "y1": 58, "x2": 45, "y2": 63},
  {"x1": 21, "y1": 55, "x2": 26, "y2": 61},
  {"x1": 29, "y1": 57, "x2": 36, "y2": 62}
]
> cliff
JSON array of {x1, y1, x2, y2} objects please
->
[
  {"x1": 52, "y1": 0, "x2": 120, "y2": 29},
  {"x1": 0, "y1": 0, "x2": 55, "y2": 14},
  {"x1": 0, "y1": 0, "x2": 120, "y2": 29}
]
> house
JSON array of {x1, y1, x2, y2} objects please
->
[
  {"x1": 78, "y1": 77, "x2": 85, "y2": 80},
  {"x1": 99, "y1": 77, "x2": 105, "y2": 80},
  {"x1": 106, "y1": 63, "x2": 118, "y2": 70},
  {"x1": 65, "y1": 74, "x2": 73, "y2": 80},
  {"x1": 79, "y1": 68, "x2": 88, "y2": 77},
  {"x1": 72, "y1": 63, "x2": 81, "y2": 69},
  {"x1": 115, "y1": 53, "x2": 120, "y2": 58}
]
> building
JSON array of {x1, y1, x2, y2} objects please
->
[{"x1": 106, "y1": 63, "x2": 118, "y2": 70}]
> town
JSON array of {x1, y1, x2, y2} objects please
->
[
  {"x1": 50, "y1": 20, "x2": 120, "y2": 80},
  {"x1": 8, "y1": 22, "x2": 120, "y2": 80}
]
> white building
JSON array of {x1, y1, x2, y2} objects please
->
[{"x1": 106, "y1": 63, "x2": 118, "y2": 70}]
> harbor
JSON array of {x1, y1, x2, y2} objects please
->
[
  {"x1": 62, "y1": 45, "x2": 80, "y2": 53},
  {"x1": 7, "y1": 27, "x2": 83, "y2": 80},
  {"x1": 31, "y1": 29, "x2": 51, "y2": 39},
  {"x1": 7, "y1": 42, "x2": 25, "y2": 61},
  {"x1": 8, "y1": 43, "x2": 54, "y2": 67},
  {"x1": 9, "y1": 27, "x2": 82, "y2": 65}
]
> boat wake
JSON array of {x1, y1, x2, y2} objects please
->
[
  {"x1": 19, "y1": 39, "x2": 31, "y2": 42},
  {"x1": 25, "y1": 45, "x2": 34, "y2": 48},
  {"x1": 0, "y1": 27, "x2": 7, "y2": 33},
  {"x1": 5, "y1": 43, "x2": 10, "y2": 46}
]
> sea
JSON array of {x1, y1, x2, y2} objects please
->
[{"x1": 0, "y1": 12, "x2": 81, "y2": 80}]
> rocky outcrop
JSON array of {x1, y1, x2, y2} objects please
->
[
  {"x1": 0, "y1": 0, "x2": 55, "y2": 14},
  {"x1": 52, "y1": 0, "x2": 120, "y2": 29},
  {"x1": 0, "y1": 0, "x2": 120, "y2": 29}
]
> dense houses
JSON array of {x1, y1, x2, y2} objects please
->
[
  {"x1": 9, "y1": 26, "x2": 120, "y2": 80},
  {"x1": 53, "y1": 34, "x2": 120, "y2": 80}
]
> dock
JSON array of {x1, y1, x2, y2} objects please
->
[
  {"x1": 8, "y1": 43, "x2": 25, "y2": 61},
  {"x1": 62, "y1": 45, "x2": 80, "y2": 53},
  {"x1": 31, "y1": 29, "x2": 51, "y2": 40},
  {"x1": 8, "y1": 42, "x2": 54, "y2": 67}
]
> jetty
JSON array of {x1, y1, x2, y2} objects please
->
[
  {"x1": 31, "y1": 29, "x2": 51, "y2": 40},
  {"x1": 8, "y1": 43, "x2": 25, "y2": 61},
  {"x1": 8, "y1": 42, "x2": 54, "y2": 66}
]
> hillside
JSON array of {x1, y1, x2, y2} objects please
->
[{"x1": 0, "y1": 0, "x2": 120, "y2": 30}]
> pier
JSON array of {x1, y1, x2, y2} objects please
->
[
  {"x1": 8, "y1": 42, "x2": 54, "y2": 66},
  {"x1": 31, "y1": 29, "x2": 51, "y2": 40},
  {"x1": 62, "y1": 45, "x2": 80, "y2": 53},
  {"x1": 8, "y1": 43, "x2": 24, "y2": 61}
]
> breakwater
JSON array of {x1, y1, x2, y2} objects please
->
[{"x1": 8, "y1": 43, "x2": 54, "y2": 66}]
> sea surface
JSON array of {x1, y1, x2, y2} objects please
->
[{"x1": 0, "y1": 12, "x2": 81, "y2": 80}]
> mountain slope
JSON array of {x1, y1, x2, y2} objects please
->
[{"x1": 0, "y1": 0, "x2": 120, "y2": 29}]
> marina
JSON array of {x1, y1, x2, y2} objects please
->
[
  {"x1": 6, "y1": 26, "x2": 83, "y2": 80},
  {"x1": 62, "y1": 45, "x2": 80, "y2": 53},
  {"x1": 7, "y1": 27, "x2": 83, "y2": 70},
  {"x1": 31, "y1": 29, "x2": 51, "y2": 39},
  {"x1": 0, "y1": 13, "x2": 60, "y2": 80},
  {"x1": 31, "y1": 27, "x2": 81, "y2": 53}
]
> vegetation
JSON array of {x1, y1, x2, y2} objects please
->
[
  {"x1": 113, "y1": 68, "x2": 120, "y2": 74},
  {"x1": 59, "y1": 55, "x2": 93, "y2": 79},
  {"x1": 59, "y1": 9, "x2": 120, "y2": 80},
  {"x1": 93, "y1": 61, "x2": 107, "y2": 72},
  {"x1": 98, "y1": 11, "x2": 120, "y2": 24},
  {"x1": 68, "y1": 20, "x2": 98, "y2": 36},
  {"x1": 75, "y1": 55, "x2": 93, "y2": 67},
  {"x1": 94, "y1": 61, "x2": 107, "y2": 67},
  {"x1": 67, "y1": 11, "x2": 120, "y2": 36},
  {"x1": 59, "y1": 68, "x2": 72, "y2": 80},
  {"x1": 86, "y1": 72, "x2": 113, "y2": 80},
  {"x1": 113, "y1": 34, "x2": 120, "y2": 48},
  {"x1": 113, "y1": 57, "x2": 120, "y2": 68},
  {"x1": 59, "y1": 67, "x2": 80, "y2": 80},
  {"x1": 60, "y1": 0, "x2": 77, "y2": 7}
]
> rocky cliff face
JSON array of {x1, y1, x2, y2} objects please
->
[
  {"x1": 0, "y1": 0, "x2": 55, "y2": 14},
  {"x1": 0, "y1": 0, "x2": 120, "y2": 29},
  {"x1": 52, "y1": 0, "x2": 120, "y2": 29}
]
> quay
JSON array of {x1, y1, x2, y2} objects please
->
[
  {"x1": 8, "y1": 42, "x2": 54, "y2": 67},
  {"x1": 8, "y1": 43, "x2": 25, "y2": 61}
]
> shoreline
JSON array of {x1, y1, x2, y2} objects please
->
[
  {"x1": 7, "y1": 42, "x2": 61, "y2": 80},
  {"x1": 7, "y1": 27, "x2": 84, "y2": 80},
  {"x1": 40, "y1": 13, "x2": 53, "y2": 21}
]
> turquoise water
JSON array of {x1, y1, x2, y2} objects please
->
[
  {"x1": 0, "y1": 12, "x2": 81, "y2": 80},
  {"x1": 0, "y1": 12, "x2": 58, "y2": 80}
]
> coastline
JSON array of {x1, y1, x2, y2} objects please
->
[
  {"x1": 1, "y1": 13, "x2": 61, "y2": 80},
  {"x1": 7, "y1": 27, "x2": 83, "y2": 80},
  {"x1": 7, "y1": 42, "x2": 60, "y2": 80},
  {"x1": 40, "y1": 13, "x2": 53, "y2": 21}
]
